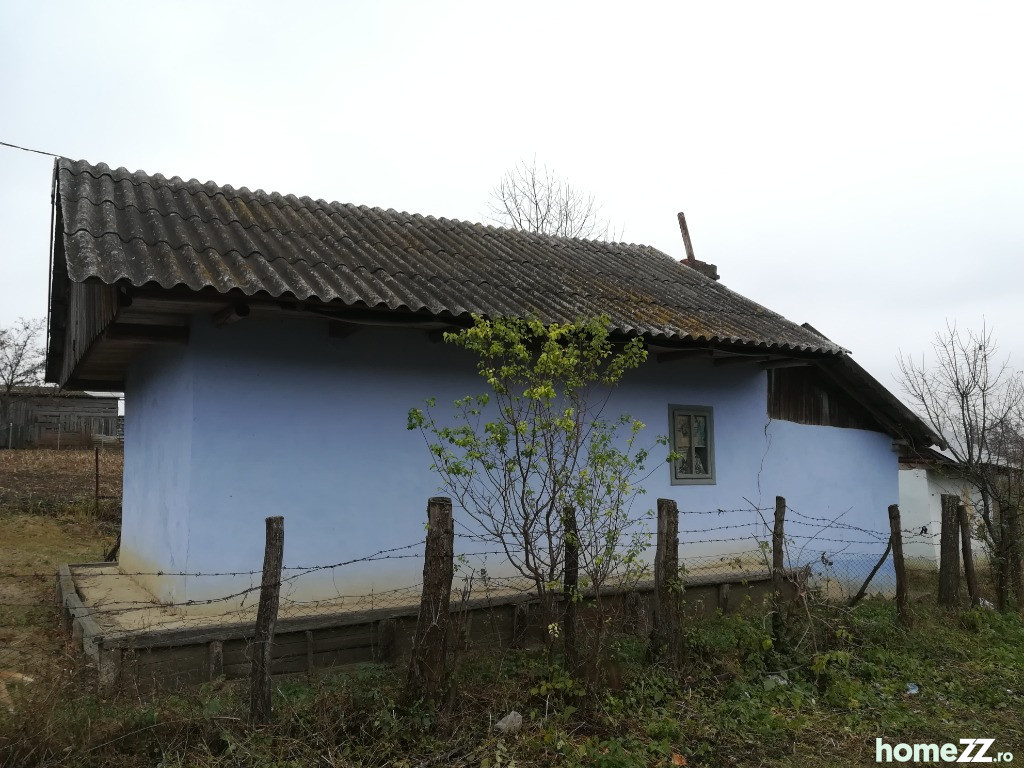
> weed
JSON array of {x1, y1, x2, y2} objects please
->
[{"x1": 1, "y1": 490, "x2": 1023, "y2": 766}]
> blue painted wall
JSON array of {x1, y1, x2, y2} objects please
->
[
  {"x1": 121, "y1": 344, "x2": 193, "y2": 602},
  {"x1": 120, "y1": 315, "x2": 899, "y2": 603}
]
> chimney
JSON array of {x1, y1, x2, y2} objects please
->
[{"x1": 677, "y1": 212, "x2": 719, "y2": 281}]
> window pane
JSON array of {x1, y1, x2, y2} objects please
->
[
  {"x1": 676, "y1": 449, "x2": 692, "y2": 476},
  {"x1": 693, "y1": 446, "x2": 708, "y2": 475},
  {"x1": 693, "y1": 415, "x2": 706, "y2": 447},
  {"x1": 675, "y1": 412, "x2": 691, "y2": 444},
  {"x1": 674, "y1": 412, "x2": 691, "y2": 476}
]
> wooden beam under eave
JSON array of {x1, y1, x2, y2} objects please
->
[
  {"x1": 212, "y1": 303, "x2": 251, "y2": 327},
  {"x1": 328, "y1": 320, "x2": 361, "y2": 339},
  {"x1": 656, "y1": 349, "x2": 714, "y2": 364},
  {"x1": 713, "y1": 355, "x2": 772, "y2": 367},
  {"x1": 427, "y1": 328, "x2": 464, "y2": 343},
  {"x1": 761, "y1": 359, "x2": 814, "y2": 370},
  {"x1": 103, "y1": 324, "x2": 190, "y2": 344},
  {"x1": 64, "y1": 378, "x2": 126, "y2": 391}
]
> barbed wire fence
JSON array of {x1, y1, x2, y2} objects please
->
[{"x1": 0, "y1": 493, "x2": 965, "y2": 717}]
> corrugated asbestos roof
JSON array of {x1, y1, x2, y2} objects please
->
[{"x1": 53, "y1": 158, "x2": 844, "y2": 354}]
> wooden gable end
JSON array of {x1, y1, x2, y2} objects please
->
[{"x1": 767, "y1": 366, "x2": 880, "y2": 431}]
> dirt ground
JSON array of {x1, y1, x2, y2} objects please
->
[{"x1": 0, "y1": 514, "x2": 115, "y2": 667}]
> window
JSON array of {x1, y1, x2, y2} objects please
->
[{"x1": 668, "y1": 405, "x2": 715, "y2": 485}]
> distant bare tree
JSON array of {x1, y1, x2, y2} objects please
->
[
  {"x1": 898, "y1": 321, "x2": 1024, "y2": 609},
  {"x1": 0, "y1": 317, "x2": 46, "y2": 429},
  {"x1": 488, "y1": 157, "x2": 620, "y2": 240}
]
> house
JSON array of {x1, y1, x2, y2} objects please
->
[
  {"x1": 898, "y1": 447, "x2": 982, "y2": 567},
  {"x1": 44, "y1": 158, "x2": 941, "y2": 607},
  {"x1": 1, "y1": 386, "x2": 119, "y2": 449},
  {"x1": 897, "y1": 437, "x2": 1023, "y2": 569}
]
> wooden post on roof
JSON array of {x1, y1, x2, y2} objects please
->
[
  {"x1": 957, "y1": 502, "x2": 980, "y2": 606},
  {"x1": 887, "y1": 504, "x2": 910, "y2": 625},
  {"x1": 938, "y1": 495, "x2": 961, "y2": 607},
  {"x1": 407, "y1": 497, "x2": 454, "y2": 704},
  {"x1": 250, "y1": 515, "x2": 284, "y2": 725},
  {"x1": 648, "y1": 498, "x2": 682, "y2": 665},
  {"x1": 677, "y1": 212, "x2": 696, "y2": 262}
]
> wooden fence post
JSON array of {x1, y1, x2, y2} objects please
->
[
  {"x1": 938, "y1": 494, "x2": 962, "y2": 607},
  {"x1": 888, "y1": 504, "x2": 910, "y2": 625},
  {"x1": 250, "y1": 515, "x2": 284, "y2": 725},
  {"x1": 995, "y1": 500, "x2": 1010, "y2": 611},
  {"x1": 94, "y1": 447, "x2": 100, "y2": 518},
  {"x1": 648, "y1": 498, "x2": 681, "y2": 664},
  {"x1": 562, "y1": 506, "x2": 579, "y2": 672},
  {"x1": 511, "y1": 604, "x2": 529, "y2": 649},
  {"x1": 208, "y1": 640, "x2": 224, "y2": 681},
  {"x1": 957, "y1": 502, "x2": 980, "y2": 607},
  {"x1": 1007, "y1": 506, "x2": 1023, "y2": 611},
  {"x1": 771, "y1": 495, "x2": 787, "y2": 647},
  {"x1": 407, "y1": 497, "x2": 454, "y2": 703},
  {"x1": 374, "y1": 619, "x2": 397, "y2": 664}
]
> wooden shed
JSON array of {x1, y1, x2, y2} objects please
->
[{"x1": 1, "y1": 386, "x2": 119, "y2": 449}]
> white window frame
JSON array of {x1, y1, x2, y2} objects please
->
[{"x1": 668, "y1": 404, "x2": 716, "y2": 485}]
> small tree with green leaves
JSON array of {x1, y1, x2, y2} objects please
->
[{"x1": 408, "y1": 315, "x2": 662, "y2": 655}]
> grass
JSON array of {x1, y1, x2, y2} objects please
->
[
  {"x1": 1, "y1": 598, "x2": 1021, "y2": 767},
  {"x1": 0, "y1": 513, "x2": 118, "y2": 670},
  {"x1": 0, "y1": 449, "x2": 121, "y2": 677},
  {"x1": 1, "y1": 450, "x2": 1022, "y2": 766}
]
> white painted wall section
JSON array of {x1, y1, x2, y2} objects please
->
[{"x1": 898, "y1": 467, "x2": 987, "y2": 568}]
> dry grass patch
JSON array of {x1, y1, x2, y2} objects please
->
[
  {"x1": 0, "y1": 449, "x2": 122, "y2": 517},
  {"x1": 0, "y1": 514, "x2": 115, "y2": 669}
]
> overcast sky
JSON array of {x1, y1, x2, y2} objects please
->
[{"x1": 1, "y1": 2, "x2": 1021, "y2": 395}]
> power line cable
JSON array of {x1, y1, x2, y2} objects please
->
[{"x1": 0, "y1": 139, "x2": 63, "y2": 158}]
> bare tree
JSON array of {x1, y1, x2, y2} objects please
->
[
  {"x1": 989, "y1": 406, "x2": 1024, "y2": 607},
  {"x1": 0, "y1": 318, "x2": 47, "y2": 433},
  {"x1": 488, "y1": 157, "x2": 620, "y2": 240},
  {"x1": 898, "y1": 321, "x2": 1024, "y2": 609}
]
